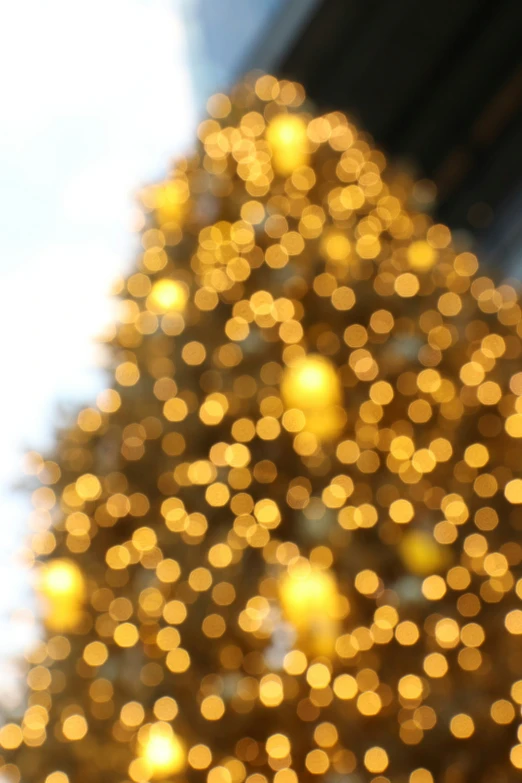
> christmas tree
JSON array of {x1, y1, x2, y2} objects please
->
[{"x1": 2, "y1": 73, "x2": 522, "y2": 783}]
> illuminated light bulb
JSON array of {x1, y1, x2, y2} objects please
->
[
  {"x1": 398, "y1": 530, "x2": 450, "y2": 576},
  {"x1": 407, "y1": 240, "x2": 437, "y2": 271},
  {"x1": 266, "y1": 114, "x2": 309, "y2": 175},
  {"x1": 148, "y1": 279, "x2": 187, "y2": 314},
  {"x1": 281, "y1": 355, "x2": 341, "y2": 410},
  {"x1": 39, "y1": 559, "x2": 85, "y2": 631},
  {"x1": 139, "y1": 722, "x2": 186, "y2": 779},
  {"x1": 280, "y1": 563, "x2": 341, "y2": 655}
]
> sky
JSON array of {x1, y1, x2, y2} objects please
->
[{"x1": 0, "y1": 0, "x2": 196, "y2": 704}]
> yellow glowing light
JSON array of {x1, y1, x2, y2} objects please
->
[
  {"x1": 153, "y1": 180, "x2": 189, "y2": 225},
  {"x1": 281, "y1": 355, "x2": 343, "y2": 439},
  {"x1": 280, "y1": 565, "x2": 341, "y2": 655},
  {"x1": 280, "y1": 567, "x2": 338, "y2": 624},
  {"x1": 148, "y1": 279, "x2": 187, "y2": 314},
  {"x1": 266, "y1": 114, "x2": 309, "y2": 175},
  {"x1": 39, "y1": 559, "x2": 85, "y2": 631},
  {"x1": 407, "y1": 240, "x2": 437, "y2": 271},
  {"x1": 281, "y1": 355, "x2": 341, "y2": 410},
  {"x1": 320, "y1": 230, "x2": 352, "y2": 264},
  {"x1": 139, "y1": 723, "x2": 186, "y2": 779},
  {"x1": 398, "y1": 531, "x2": 450, "y2": 576},
  {"x1": 303, "y1": 405, "x2": 345, "y2": 439},
  {"x1": 40, "y1": 559, "x2": 84, "y2": 600}
]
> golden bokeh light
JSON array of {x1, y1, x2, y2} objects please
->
[
  {"x1": 38, "y1": 558, "x2": 85, "y2": 631},
  {"x1": 137, "y1": 722, "x2": 186, "y2": 779},
  {"x1": 279, "y1": 563, "x2": 342, "y2": 655},
  {"x1": 147, "y1": 279, "x2": 187, "y2": 313},
  {"x1": 266, "y1": 113, "x2": 309, "y2": 175},
  {"x1": 281, "y1": 355, "x2": 343, "y2": 438},
  {"x1": 4, "y1": 73, "x2": 522, "y2": 783},
  {"x1": 281, "y1": 355, "x2": 341, "y2": 409},
  {"x1": 407, "y1": 240, "x2": 437, "y2": 271},
  {"x1": 398, "y1": 530, "x2": 450, "y2": 576}
]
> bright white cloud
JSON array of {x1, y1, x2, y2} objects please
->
[{"x1": 0, "y1": 0, "x2": 196, "y2": 677}]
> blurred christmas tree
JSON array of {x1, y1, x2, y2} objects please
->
[{"x1": 2, "y1": 73, "x2": 522, "y2": 783}]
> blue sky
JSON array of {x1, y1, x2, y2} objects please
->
[{"x1": 0, "y1": 0, "x2": 196, "y2": 702}]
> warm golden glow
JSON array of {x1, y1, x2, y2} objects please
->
[
  {"x1": 407, "y1": 240, "x2": 437, "y2": 271},
  {"x1": 154, "y1": 180, "x2": 189, "y2": 224},
  {"x1": 281, "y1": 355, "x2": 343, "y2": 439},
  {"x1": 280, "y1": 564, "x2": 342, "y2": 655},
  {"x1": 147, "y1": 279, "x2": 187, "y2": 313},
  {"x1": 302, "y1": 405, "x2": 345, "y2": 438},
  {"x1": 5, "y1": 73, "x2": 522, "y2": 783},
  {"x1": 266, "y1": 114, "x2": 309, "y2": 175},
  {"x1": 138, "y1": 723, "x2": 186, "y2": 779},
  {"x1": 40, "y1": 559, "x2": 84, "y2": 600},
  {"x1": 399, "y1": 530, "x2": 450, "y2": 576},
  {"x1": 39, "y1": 559, "x2": 85, "y2": 631},
  {"x1": 320, "y1": 230, "x2": 352, "y2": 264},
  {"x1": 280, "y1": 566, "x2": 338, "y2": 625},
  {"x1": 281, "y1": 355, "x2": 341, "y2": 408}
]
